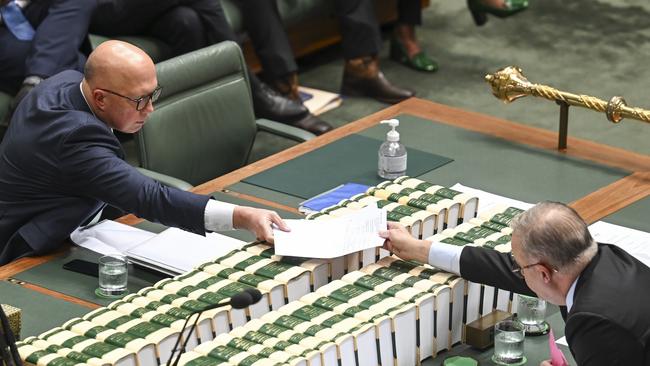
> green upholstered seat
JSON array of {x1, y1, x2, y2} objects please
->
[{"x1": 135, "y1": 41, "x2": 314, "y2": 189}]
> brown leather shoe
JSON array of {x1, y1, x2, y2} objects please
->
[
  {"x1": 291, "y1": 114, "x2": 334, "y2": 136},
  {"x1": 341, "y1": 56, "x2": 415, "y2": 104},
  {"x1": 270, "y1": 72, "x2": 301, "y2": 102}
]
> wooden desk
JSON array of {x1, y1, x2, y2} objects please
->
[
  {"x1": 119, "y1": 97, "x2": 650, "y2": 227},
  {"x1": 5, "y1": 97, "x2": 649, "y2": 281},
  {"x1": 3, "y1": 98, "x2": 649, "y2": 351}
]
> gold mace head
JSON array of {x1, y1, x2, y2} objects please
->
[{"x1": 485, "y1": 66, "x2": 532, "y2": 103}]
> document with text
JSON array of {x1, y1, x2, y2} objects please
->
[{"x1": 274, "y1": 206, "x2": 387, "y2": 258}]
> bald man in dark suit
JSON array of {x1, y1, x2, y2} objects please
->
[{"x1": 0, "y1": 41, "x2": 290, "y2": 265}]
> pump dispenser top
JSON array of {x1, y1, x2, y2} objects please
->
[
  {"x1": 381, "y1": 119, "x2": 400, "y2": 142},
  {"x1": 377, "y1": 118, "x2": 407, "y2": 179}
]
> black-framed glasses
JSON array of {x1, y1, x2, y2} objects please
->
[
  {"x1": 510, "y1": 253, "x2": 557, "y2": 278},
  {"x1": 98, "y1": 85, "x2": 162, "y2": 111}
]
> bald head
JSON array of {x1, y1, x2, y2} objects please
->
[
  {"x1": 84, "y1": 40, "x2": 155, "y2": 90},
  {"x1": 511, "y1": 201, "x2": 596, "y2": 271},
  {"x1": 81, "y1": 41, "x2": 158, "y2": 133}
]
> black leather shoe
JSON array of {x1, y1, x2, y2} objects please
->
[
  {"x1": 291, "y1": 114, "x2": 334, "y2": 136},
  {"x1": 251, "y1": 76, "x2": 309, "y2": 123},
  {"x1": 341, "y1": 56, "x2": 415, "y2": 104}
]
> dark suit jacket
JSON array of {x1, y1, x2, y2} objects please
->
[
  {"x1": 460, "y1": 243, "x2": 650, "y2": 365},
  {"x1": 0, "y1": 70, "x2": 210, "y2": 264}
]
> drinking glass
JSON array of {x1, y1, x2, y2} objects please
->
[
  {"x1": 492, "y1": 319, "x2": 526, "y2": 365},
  {"x1": 96, "y1": 254, "x2": 128, "y2": 298},
  {"x1": 517, "y1": 295, "x2": 549, "y2": 335}
]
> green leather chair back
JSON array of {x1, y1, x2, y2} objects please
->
[{"x1": 136, "y1": 41, "x2": 257, "y2": 186}]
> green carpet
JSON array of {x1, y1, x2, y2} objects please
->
[{"x1": 294, "y1": 0, "x2": 650, "y2": 159}]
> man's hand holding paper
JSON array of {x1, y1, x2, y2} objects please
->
[{"x1": 273, "y1": 206, "x2": 387, "y2": 258}]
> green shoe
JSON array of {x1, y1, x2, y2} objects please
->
[
  {"x1": 390, "y1": 37, "x2": 439, "y2": 73},
  {"x1": 467, "y1": 0, "x2": 528, "y2": 26}
]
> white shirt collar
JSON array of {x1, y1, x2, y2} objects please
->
[
  {"x1": 565, "y1": 275, "x2": 579, "y2": 312},
  {"x1": 79, "y1": 82, "x2": 97, "y2": 118}
]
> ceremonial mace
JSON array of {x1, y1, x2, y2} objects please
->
[{"x1": 485, "y1": 66, "x2": 650, "y2": 149}]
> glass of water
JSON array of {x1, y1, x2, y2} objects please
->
[
  {"x1": 492, "y1": 319, "x2": 526, "y2": 365},
  {"x1": 96, "y1": 254, "x2": 128, "y2": 298},
  {"x1": 517, "y1": 295, "x2": 549, "y2": 335}
]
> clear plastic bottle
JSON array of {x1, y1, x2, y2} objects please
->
[{"x1": 378, "y1": 119, "x2": 407, "y2": 179}]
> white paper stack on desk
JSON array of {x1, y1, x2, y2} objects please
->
[{"x1": 125, "y1": 228, "x2": 246, "y2": 275}]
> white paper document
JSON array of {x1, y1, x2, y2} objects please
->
[
  {"x1": 273, "y1": 206, "x2": 387, "y2": 258},
  {"x1": 126, "y1": 228, "x2": 246, "y2": 274},
  {"x1": 70, "y1": 220, "x2": 156, "y2": 255},
  {"x1": 589, "y1": 221, "x2": 650, "y2": 268}
]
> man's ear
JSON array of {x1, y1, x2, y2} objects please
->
[
  {"x1": 93, "y1": 90, "x2": 106, "y2": 111},
  {"x1": 540, "y1": 265, "x2": 553, "y2": 283}
]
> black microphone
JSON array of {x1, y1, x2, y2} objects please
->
[
  {"x1": 243, "y1": 288, "x2": 263, "y2": 304},
  {"x1": 167, "y1": 288, "x2": 262, "y2": 366},
  {"x1": 200, "y1": 290, "x2": 255, "y2": 312}
]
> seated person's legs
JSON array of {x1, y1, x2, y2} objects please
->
[
  {"x1": 238, "y1": 0, "x2": 299, "y2": 100},
  {"x1": 1, "y1": 0, "x2": 94, "y2": 126},
  {"x1": 336, "y1": 0, "x2": 414, "y2": 104},
  {"x1": 391, "y1": 0, "x2": 438, "y2": 73},
  {"x1": 237, "y1": 0, "x2": 334, "y2": 135},
  {"x1": 92, "y1": 0, "x2": 321, "y2": 134}
]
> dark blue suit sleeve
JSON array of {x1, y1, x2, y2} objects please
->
[
  {"x1": 57, "y1": 122, "x2": 210, "y2": 235},
  {"x1": 460, "y1": 246, "x2": 535, "y2": 297}
]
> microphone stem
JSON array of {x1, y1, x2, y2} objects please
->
[
  {"x1": 172, "y1": 312, "x2": 203, "y2": 366},
  {"x1": 165, "y1": 313, "x2": 196, "y2": 366}
]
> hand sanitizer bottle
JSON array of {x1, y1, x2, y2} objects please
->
[{"x1": 378, "y1": 119, "x2": 407, "y2": 179}]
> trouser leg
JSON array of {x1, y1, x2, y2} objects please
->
[
  {"x1": 236, "y1": 0, "x2": 297, "y2": 78},
  {"x1": 334, "y1": 0, "x2": 382, "y2": 59}
]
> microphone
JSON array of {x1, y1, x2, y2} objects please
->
[
  {"x1": 200, "y1": 290, "x2": 257, "y2": 312},
  {"x1": 243, "y1": 288, "x2": 263, "y2": 305},
  {"x1": 167, "y1": 288, "x2": 263, "y2": 366}
]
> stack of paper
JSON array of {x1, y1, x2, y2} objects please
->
[{"x1": 126, "y1": 228, "x2": 245, "y2": 275}]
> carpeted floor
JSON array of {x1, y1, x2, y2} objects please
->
[{"x1": 270, "y1": 0, "x2": 650, "y2": 159}]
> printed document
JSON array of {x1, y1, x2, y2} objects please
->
[{"x1": 274, "y1": 206, "x2": 387, "y2": 258}]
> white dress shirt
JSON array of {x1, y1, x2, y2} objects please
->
[{"x1": 427, "y1": 241, "x2": 464, "y2": 275}]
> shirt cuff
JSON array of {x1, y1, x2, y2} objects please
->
[
  {"x1": 427, "y1": 240, "x2": 465, "y2": 275},
  {"x1": 204, "y1": 199, "x2": 236, "y2": 232}
]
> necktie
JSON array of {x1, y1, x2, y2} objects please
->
[{"x1": 1, "y1": 0, "x2": 35, "y2": 41}]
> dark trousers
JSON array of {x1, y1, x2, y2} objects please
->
[
  {"x1": 237, "y1": 0, "x2": 382, "y2": 79},
  {"x1": 90, "y1": 0, "x2": 238, "y2": 58},
  {"x1": 236, "y1": 0, "x2": 296, "y2": 79},
  {"x1": 0, "y1": 0, "x2": 94, "y2": 94},
  {"x1": 398, "y1": 0, "x2": 422, "y2": 25},
  {"x1": 0, "y1": 233, "x2": 33, "y2": 266}
]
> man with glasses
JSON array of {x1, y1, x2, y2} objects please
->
[
  {"x1": 380, "y1": 201, "x2": 650, "y2": 365},
  {"x1": 0, "y1": 40, "x2": 290, "y2": 265}
]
